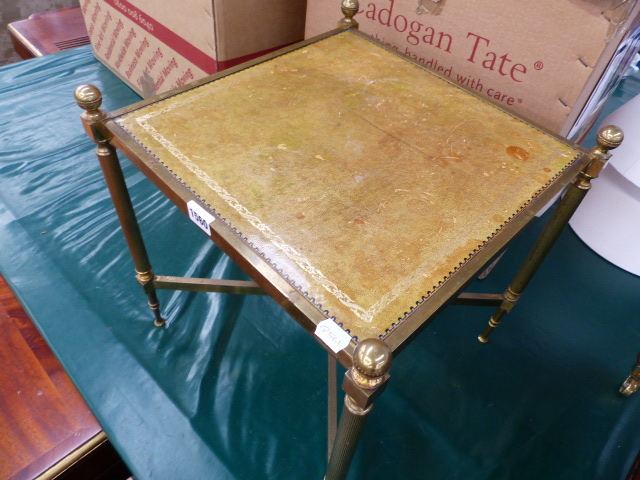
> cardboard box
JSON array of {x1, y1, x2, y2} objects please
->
[
  {"x1": 305, "y1": 0, "x2": 640, "y2": 139},
  {"x1": 80, "y1": 0, "x2": 307, "y2": 97}
]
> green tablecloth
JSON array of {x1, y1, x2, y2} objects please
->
[{"x1": 1, "y1": 46, "x2": 639, "y2": 479}]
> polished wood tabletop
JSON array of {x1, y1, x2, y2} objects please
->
[
  {"x1": 0, "y1": 275, "x2": 130, "y2": 480},
  {"x1": 8, "y1": 7, "x2": 89, "y2": 60}
]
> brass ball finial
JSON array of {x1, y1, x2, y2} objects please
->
[
  {"x1": 353, "y1": 338, "x2": 392, "y2": 379},
  {"x1": 339, "y1": 0, "x2": 360, "y2": 29},
  {"x1": 75, "y1": 84, "x2": 103, "y2": 111},
  {"x1": 596, "y1": 125, "x2": 623, "y2": 151}
]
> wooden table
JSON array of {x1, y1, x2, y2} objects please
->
[
  {"x1": 74, "y1": 13, "x2": 622, "y2": 479},
  {"x1": 0, "y1": 276, "x2": 130, "y2": 480},
  {"x1": 8, "y1": 7, "x2": 89, "y2": 59}
]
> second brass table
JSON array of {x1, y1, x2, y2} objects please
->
[{"x1": 75, "y1": 20, "x2": 621, "y2": 480}]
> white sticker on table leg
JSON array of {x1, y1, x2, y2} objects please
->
[
  {"x1": 187, "y1": 200, "x2": 216, "y2": 236},
  {"x1": 315, "y1": 319, "x2": 352, "y2": 353}
]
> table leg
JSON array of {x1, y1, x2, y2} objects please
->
[
  {"x1": 75, "y1": 84, "x2": 165, "y2": 327},
  {"x1": 326, "y1": 338, "x2": 392, "y2": 480},
  {"x1": 326, "y1": 396, "x2": 371, "y2": 480},
  {"x1": 620, "y1": 353, "x2": 640, "y2": 396},
  {"x1": 328, "y1": 354, "x2": 338, "y2": 460},
  {"x1": 96, "y1": 142, "x2": 165, "y2": 327},
  {"x1": 478, "y1": 125, "x2": 623, "y2": 343}
]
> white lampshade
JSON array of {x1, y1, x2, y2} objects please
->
[{"x1": 569, "y1": 93, "x2": 640, "y2": 276}]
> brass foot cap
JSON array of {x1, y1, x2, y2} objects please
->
[{"x1": 620, "y1": 378, "x2": 639, "y2": 396}]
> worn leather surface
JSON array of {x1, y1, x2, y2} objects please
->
[
  {"x1": 116, "y1": 32, "x2": 580, "y2": 341},
  {"x1": 0, "y1": 45, "x2": 640, "y2": 480}
]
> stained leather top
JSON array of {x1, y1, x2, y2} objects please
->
[{"x1": 114, "y1": 31, "x2": 580, "y2": 341}]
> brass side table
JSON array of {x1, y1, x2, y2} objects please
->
[{"x1": 75, "y1": 4, "x2": 622, "y2": 478}]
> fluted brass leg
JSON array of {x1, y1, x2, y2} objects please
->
[
  {"x1": 479, "y1": 125, "x2": 623, "y2": 343},
  {"x1": 620, "y1": 353, "x2": 640, "y2": 396},
  {"x1": 326, "y1": 339, "x2": 392, "y2": 480},
  {"x1": 75, "y1": 84, "x2": 165, "y2": 327},
  {"x1": 479, "y1": 182, "x2": 591, "y2": 342},
  {"x1": 327, "y1": 354, "x2": 338, "y2": 460},
  {"x1": 325, "y1": 397, "x2": 371, "y2": 480}
]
